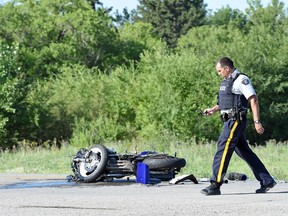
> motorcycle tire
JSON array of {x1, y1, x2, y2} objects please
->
[
  {"x1": 78, "y1": 144, "x2": 108, "y2": 183},
  {"x1": 142, "y1": 155, "x2": 186, "y2": 170}
]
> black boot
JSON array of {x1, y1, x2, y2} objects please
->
[
  {"x1": 256, "y1": 181, "x2": 276, "y2": 193},
  {"x1": 201, "y1": 183, "x2": 221, "y2": 195}
]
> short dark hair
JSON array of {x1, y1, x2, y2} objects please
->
[{"x1": 217, "y1": 57, "x2": 234, "y2": 69}]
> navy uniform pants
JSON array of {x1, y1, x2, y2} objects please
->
[{"x1": 211, "y1": 118, "x2": 274, "y2": 186}]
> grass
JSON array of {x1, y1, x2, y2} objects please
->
[
  {"x1": 0, "y1": 145, "x2": 78, "y2": 174},
  {"x1": 0, "y1": 140, "x2": 287, "y2": 181}
]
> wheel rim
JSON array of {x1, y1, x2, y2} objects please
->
[{"x1": 79, "y1": 147, "x2": 103, "y2": 177}]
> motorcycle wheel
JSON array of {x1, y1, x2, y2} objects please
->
[
  {"x1": 78, "y1": 144, "x2": 108, "y2": 183},
  {"x1": 142, "y1": 155, "x2": 186, "y2": 170}
]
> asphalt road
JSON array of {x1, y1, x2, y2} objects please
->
[{"x1": 0, "y1": 174, "x2": 287, "y2": 216}]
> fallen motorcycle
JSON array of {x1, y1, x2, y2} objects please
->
[{"x1": 68, "y1": 144, "x2": 186, "y2": 183}]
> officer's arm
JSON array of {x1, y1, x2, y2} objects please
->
[
  {"x1": 249, "y1": 95, "x2": 265, "y2": 134},
  {"x1": 204, "y1": 105, "x2": 220, "y2": 115}
]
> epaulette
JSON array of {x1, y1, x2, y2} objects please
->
[{"x1": 232, "y1": 72, "x2": 248, "y2": 82}]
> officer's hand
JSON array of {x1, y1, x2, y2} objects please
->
[
  {"x1": 255, "y1": 123, "x2": 265, "y2": 135},
  {"x1": 203, "y1": 108, "x2": 214, "y2": 116}
]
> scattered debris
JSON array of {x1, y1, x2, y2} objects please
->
[
  {"x1": 169, "y1": 174, "x2": 198, "y2": 184},
  {"x1": 226, "y1": 172, "x2": 248, "y2": 181}
]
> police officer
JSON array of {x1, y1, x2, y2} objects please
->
[{"x1": 201, "y1": 57, "x2": 276, "y2": 195}]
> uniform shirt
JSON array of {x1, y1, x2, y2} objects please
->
[{"x1": 231, "y1": 69, "x2": 256, "y2": 100}]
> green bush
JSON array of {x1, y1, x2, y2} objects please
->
[
  {"x1": 0, "y1": 1, "x2": 287, "y2": 147},
  {"x1": 177, "y1": 22, "x2": 288, "y2": 144},
  {"x1": 0, "y1": 41, "x2": 19, "y2": 148},
  {"x1": 25, "y1": 21, "x2": 288, "y2": 145}
]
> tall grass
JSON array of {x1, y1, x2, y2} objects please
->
[
  {"x1": 0, "y1": 140, "x2": 287, "y2": 180},
  {"x1": 0, "y1": 145, "x2": 78, "y2": 174}
]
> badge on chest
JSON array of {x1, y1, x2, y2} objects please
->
[{"x1": 220, "y1": 86, "x2": 226, "y2": 91}]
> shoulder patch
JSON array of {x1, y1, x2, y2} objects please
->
[{"x1": 242, "y1": 78, "x2": 249, "y2": 85}]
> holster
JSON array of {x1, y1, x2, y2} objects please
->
[
  {"x1": 237, "y1": 109, "x2": 247, "y2": 123},
  {"x1": 220, "y1": 113, "x2": 229, "y2": 122}
]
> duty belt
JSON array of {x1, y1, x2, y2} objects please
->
[
  {"x1": 220, "y1": 109, "x2": 247, "y2": 122},
  {"x1": 220, "y1": 109, "x2": 234, "y2": 115}
]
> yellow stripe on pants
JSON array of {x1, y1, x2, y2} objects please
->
[{"x1": 217, "y1": 121, "x2": 239, "y2": 183}]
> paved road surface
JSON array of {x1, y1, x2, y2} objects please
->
[{"x1": 0, "y1": 174, "x2": 287, "y2": 216}]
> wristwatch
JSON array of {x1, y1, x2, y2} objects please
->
[{"x1": 254, "y1": 120, "x2": 261, "y2": 124}]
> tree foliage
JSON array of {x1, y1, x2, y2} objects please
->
[
  {"x1": 137, "y1": 0, "x2": 207, "y2": 47},
  {"x1": 0, "y1": 0, "x2": 287, "y2": 149},
  {"x1": 0, "y1": 0, "x2": 123, "y2": 73},
  {"x1": 206, "y1": 6, "x2": 248, "y2": 30},
  {"x1": 0, "y1": 41, "x2": 19, "y2": 147},
  {"x1": 0, "y1": 0, "x2": 157, "y2": 148}
]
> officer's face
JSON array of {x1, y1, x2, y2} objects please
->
[{"x1": 215, "y1": 63, "x2": 230, "y2": 78}]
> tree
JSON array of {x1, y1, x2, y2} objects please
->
[
  {"x1": 206, "y1": 6, "x2": 248, "y2": 30},
  {"x1": 0, "y1": 41, "x2": 19, "y2": 148},
  {"x1": 118, "y1": 22, "x2": 166, "y2": 62},
  {"x1": 177, "y1": 4, "x2": 288, "y2": 144},
  {"x1": 0, "y1": 0, "x2": 121, "y2": 147},
  {"x1": 246, "y1": 0, "x2": 286, "y2": 30},
  {"x1": 0, "y1": 0, "x2": 120, "y2": 74},
  {"x1": 137, "y1": 0, "x2": 207, "y2": 48},
  {"x1": 113, "y1": 8, "x2": 135, "y2": 26},
  {"x1": 86, "y1": 0, "x2": 103, "y2": 11}
]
